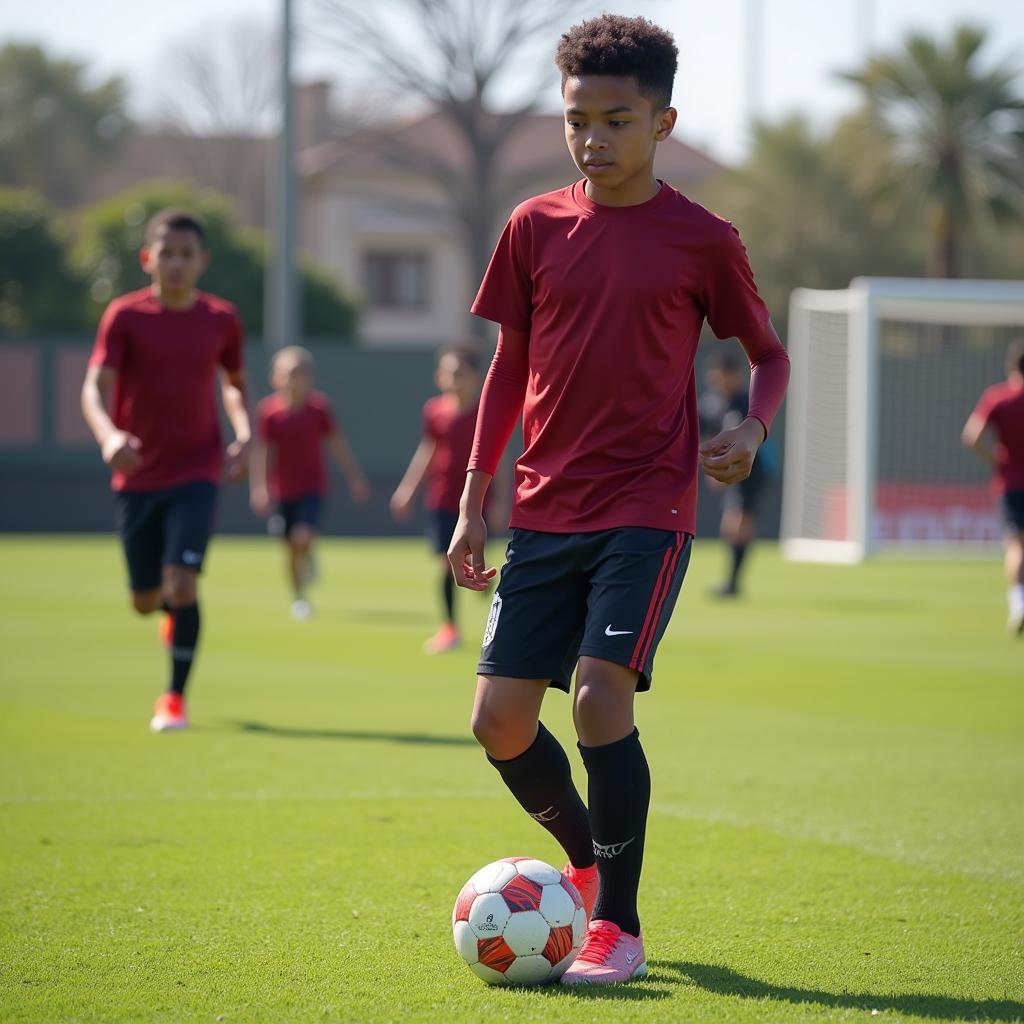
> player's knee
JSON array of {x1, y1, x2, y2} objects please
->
[
  {"x1": 163, "y1": 571, "x2": 197, "y2": 607},
  {"x1": 131, "y1": 591, "x2": 161, "y2": 615},
  {"x1": 289, "y1": 524, "x2": 314, "y2": 551},
  {"x1": 470, "y1": 702, "x2": 530, "y2": 755},
  {"x1": 573, "y1": 680, "x2": 630, "y2": 736}
]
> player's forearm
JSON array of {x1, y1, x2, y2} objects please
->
[
  {"x1": 459, "y1": 469, "x2": 493, "y2": 518},
  {"x1": 80, "y1": 373, "x2": 117, "y2": 447},
  {"x1": 396, "y1": 442, "x2": 434, "y2": 497},
  {"x1": 741, "y1": 325, "x2": 790, "y2": 437},
  {"x1": 467, "y1": 326, "x2": 529, "y2": 476},
  {"x1": 222, "y1": 383, "x2": 252, "y2": 443},
  {"x1": 329, "y1": 434, "x2": 366, "y2": 483},
  {"x1": 966, "y1": 437, "x2": 998, "y2": 468}
]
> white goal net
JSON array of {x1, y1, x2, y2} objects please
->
[{"x1": 782, "y1": 278, "x2": 1024, "y2": 562}]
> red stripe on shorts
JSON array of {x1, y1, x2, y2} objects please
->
[{"x1": 630, "y1": 533, "x2": 685, "y2": 670}]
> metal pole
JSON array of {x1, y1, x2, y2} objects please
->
[{"x1": 265, "y1": 0, "x2": 298, "y2": 349}]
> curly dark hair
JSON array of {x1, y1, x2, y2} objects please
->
[{"x1": 555, "y1": 14, "x2": 678, "y2": 111}]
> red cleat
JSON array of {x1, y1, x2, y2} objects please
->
[
  {"x1": 563, "y1": 862, "x2": 598, "y2": 922},
  {"x1": 423, "y1": 623, "x2": 461, "y2": 654},
  {"x1": 150, "y1": 692, "x2": 188, "y2": 732},
  {"x1": 159, "y1": 612, "x2": 174, "y2": 648}
]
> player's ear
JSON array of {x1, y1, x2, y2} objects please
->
[
  {"x1": 139, "y1": 246, "x2": 154, "y2": 273},
  {"x1": 198, "y1": 248, "x2": 211, "y2": 274},
  {"x1": 654, "y1": 106, "x2": 677, "y2": 142}
]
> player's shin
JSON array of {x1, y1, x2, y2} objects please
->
[
  {"x1": 488, "y1": 722, "x2": 594, "y2": 870},
  {"x1": 579, "y1": 728, "x2": 650, "y2": 937},
  {"x1": 169, "y1": 602, "x2": 200, "y2": 696}
]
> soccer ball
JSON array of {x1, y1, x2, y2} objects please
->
[{"x1": 451, "y1": 856, "x2": 586, "y2": 986}]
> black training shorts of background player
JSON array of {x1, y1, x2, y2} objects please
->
[{"x1": 114, "y1": 480, "x2": 218, "y2": 592}]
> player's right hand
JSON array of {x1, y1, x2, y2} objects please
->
[
  {"x1": 447, "y1": 513, "x2": 497, "y2": 591},
  {"x1": 101, "y1": 431, "x2": 143, "y2": 475},
  {"x1": 250, "y1": 488, "x2": 271, "y2": 517},
  {"x1": 390, "y1": 489, "x2": 413, "y2": 522}
]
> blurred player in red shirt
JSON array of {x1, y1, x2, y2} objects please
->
[
  {"x1": 963, "y1": 340, "x2": 1024, "y2": 634},
  {"x1": 250, "y1": 346, "x2": 370, "y2": 620},
  {"x1": 81, "y1": 208, "x2": 251, "y2": 732},
  {"x1": 391, "y1": 345, "x2": 482, "y2": 653}
]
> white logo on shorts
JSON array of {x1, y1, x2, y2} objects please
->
[
  {"x1": 482, "y1": 593, "x2": 502, "y2": 648},
  {"x1": 604, "y1": 625, "x2": 633, "y2": 637},
  {"x1": 181, "y1": 550, "x2": 202, "y2": 565}
]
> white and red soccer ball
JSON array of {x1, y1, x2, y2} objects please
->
[{"x1": 451, "y1": 856, "x2": 586, "y2": 986}]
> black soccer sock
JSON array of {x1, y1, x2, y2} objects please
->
[
  {"x1": 579, "y1": 728, "x2": 650, "y2": 936},
  {"x1": 729, "y1": 542, "x2": 748, "y2": 591},
  {"x1": 442, "y1": 572, "x2": 456, "y2": 625},
  {"x1": 488, "y1": 722, "x2": 595, "y2": 869},
  {"x1": 168, "y1": 602, "x2": 200, "y2": 697}
]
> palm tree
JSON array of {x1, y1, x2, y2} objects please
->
[
  {"x1": 840, "y1": 24, "x2": 1024, "y2": 278},
  {"x1": 699, "y1": 114, "x2": 920, "y2": 331}
]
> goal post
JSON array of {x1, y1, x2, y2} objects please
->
[{"x1": 781, "y1": 277, "x2": 1024, "y2": 563}]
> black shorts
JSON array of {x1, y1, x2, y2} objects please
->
[
  {"x1": 1003, "y1": 490, "x2": 1024, "y2": 533},
  {"x1": 114, "y1": 480, "x2": 218, "y2": 593},
  {"x1": 723, "y1": 461, "x2": 766, "y2": 516},
  {"x1": 478, "y1": 527, "x2": 692, "y2": 693},
  {"x1": 279, "y1": 495, "x2": 323, "y2": 537},
  {"x1": 427, "y1": 508, "x2": 460, "y2": 555}
]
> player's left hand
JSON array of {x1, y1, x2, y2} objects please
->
[
  {"x1": 225, "y1": 438, "x2": 250, "y2": 482},
  {"x1": 699, "y1": 417, "x2": 765, "y2": 485}
]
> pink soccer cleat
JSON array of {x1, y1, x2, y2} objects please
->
[
  {"x1": 563, "y1": 862, "x2": 598, "y2": 922},
  {"x1": 150, "y1": 692, "x2": 188, "y2": 732},
  {"x1": 423, "y1": 623, "x2": 461, "y2": 654},
  {"x1": 559, "y1": 919, "x2": 646, "y2": 986}
]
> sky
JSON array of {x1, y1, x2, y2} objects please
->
[{"x1": 5, "y1": 0, "x2": 1023, "y2": 162}]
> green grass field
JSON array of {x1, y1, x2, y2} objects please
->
[{"x1": 1, "y1": 535, "x2": 1022, "y2": 1023}]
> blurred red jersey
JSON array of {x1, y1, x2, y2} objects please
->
[
  {"x1": 972, "y1": 381, "x2": 1024, "y2": 492},
  {"x1": 89, "y1": 288, "x2": 244, "y2": 491},
  {"x1": 257, "y1": 391, "x2": 336, "y2": 501},
  {"x1": 422, "y1": 394, "x2": 478, "y2": 513}
]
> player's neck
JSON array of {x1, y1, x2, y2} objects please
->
[
  {"x1": 280, "y1": 389, "x2": 309, "y2": 410},
  {"x1": 584, "y1": 168, "x2": 661, "y2": 208},
  {"x1": 448, "y1": 390, "x2": 476, "y2": 412},
  {"x1": 150, "y1": 283, "x2": 198, "y2": 312}
]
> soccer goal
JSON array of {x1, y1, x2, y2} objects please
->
[{"x1": 781, "y1": 277, "x2": 1024, "y2": 563}]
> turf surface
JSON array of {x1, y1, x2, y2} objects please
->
[{"x1": 1, "y1": 536, "x2": 1021, "y2": 1023}]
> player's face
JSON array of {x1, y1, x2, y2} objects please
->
[
  {"x1": 563, "y1": 75, "x2": 676, "y2": 202},
  {"x1": 436, "y1": 354, "x2": 478, "y2": 400},
  {"x1": 272, "y1": 357, "x2": 313, "y2": 399},
  {"x1": 141, "y1": 228, "x2": 208, "y2": 294}
]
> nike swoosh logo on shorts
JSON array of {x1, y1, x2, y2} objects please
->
[{"x1": 604, "y1": 625, "x2": 633, "y2": 636}]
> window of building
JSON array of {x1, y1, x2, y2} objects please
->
[{"x1": 364, "y1": 252, "x2": 430, "y2": 310}]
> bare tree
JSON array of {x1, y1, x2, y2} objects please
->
[
  {"x1": 153, "y1": 20, "x2": 278, "y2": 224},
  {"x1": 307, "y1": 0, "x2": 593, "y2": 334}
]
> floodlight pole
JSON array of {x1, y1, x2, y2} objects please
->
[{"x1": 265, "y1": 0, "x2": 298, "y2": 349}]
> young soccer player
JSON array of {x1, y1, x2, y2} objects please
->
[
  {"x1": 698, "y1": 353, "x2": 769, "y2": 597},
  {"x1": 447, "y1": 15, "x2": 790, "y2": 984},
  {"x1": 250, "y1": 346, "x2": 370, "y2": 620},
  {"x1": 81, "y1": 208, "x2": 251, "y2": 733},
  {"x1": 962, "y1": 341, "x2": 1024, "y2": 634},
  {"x1": 390, "y1": 345, "x2": 482, "y2": 653}
]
